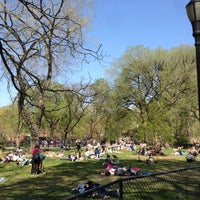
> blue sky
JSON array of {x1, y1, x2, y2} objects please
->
[
  {"x1": 78, "y1": 0, "x2": 194, "y2": 79},
  {"x1": 0, "y1": 0, "x2": 195, "y2": 107}
]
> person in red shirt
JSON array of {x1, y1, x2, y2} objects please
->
[
  {"x1": 31, "y1": 144, "x2": 41, "y2": 174},
  {"x1": 31, "y1": 144, "x2": 40, "y2": 155}
]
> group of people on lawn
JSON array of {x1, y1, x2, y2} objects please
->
[
  {"x1": 173, "y1": 146, "x2": 199, "y2": 161},
  {"x1": 29, "y1": 140, "x2": 200, "y2": 178},
  {"x1": 0, "y1": 144, "x2": 45, "y2": 174},
  {"x1": 1, "y1": 139, "x2": 199, "y2": 177},
  {"x1": 99, "y1": 154, "x2": 142, "y2": 176},
  {"x1": 0, "y1": 147, "x2": 32, "y2": 166}
]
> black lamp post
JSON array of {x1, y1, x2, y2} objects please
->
[{"x1": 186, "y1": 0, "x2": 200, "y2": 119}]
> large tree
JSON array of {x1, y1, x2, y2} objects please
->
[
  {"x1": 111, "y1": 45, "x2": 197, "y2": 144},
  {"x1": 42, "y1": 82, "x2": 93, "y2": 145},
  {"x1": 0, "y1": 0, "x2": 102, "y2": 149}
]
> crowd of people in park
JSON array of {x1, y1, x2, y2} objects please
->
[
  {"x1": 0, "y1": 144, "x2": 46, "y2": 175},
  {"x1": 0, "y1": 147, "x2": 31, "y2": 166},
  {"x1": 1, "y1": 138, "x2": 200, "y2": 177}
]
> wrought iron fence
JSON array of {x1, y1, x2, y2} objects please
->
[{"x1": 65, "y1": 166, "x2": 200, "y2": 200}]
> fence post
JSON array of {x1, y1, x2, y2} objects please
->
[{"x1": 119, "y1": 179, "x2": 123, "y2": 200}]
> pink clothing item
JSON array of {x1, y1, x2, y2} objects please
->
[{"x1": 106, "y1": 164, "x2": 113, "y2": 170}]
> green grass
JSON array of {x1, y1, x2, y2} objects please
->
[{"x1": 0, "y1": 149, "x2": 199, "y2": 200}]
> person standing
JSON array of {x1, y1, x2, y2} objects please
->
[{"x1": 31, "y1": 144, "x2": 41, "y2": 174}]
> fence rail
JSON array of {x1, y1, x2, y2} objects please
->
[{"x1": 65, "y1": 166, "x2": 200, "y2": 200}]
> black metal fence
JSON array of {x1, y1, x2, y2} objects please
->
[{"x1": 65, "y1": 166, "x2": 200, "y2": 200}]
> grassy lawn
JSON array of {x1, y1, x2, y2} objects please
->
[{"x1": 0, "y1": 148, "x2": 199, "y2": 200}]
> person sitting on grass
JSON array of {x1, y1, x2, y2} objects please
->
[
  {"x1": 111, "y1": 155, "x2": 119, "y2": 165},
  {"x1": 2, "y1": 153, "x2": 11, "y2": 163},
  {"x1": 77, "y1": 152, "x2": 84, "y2": 161},
  {"x1": 67, "y1": 154, "x2": 73, "y2": 161},
  {"x1": 105, "y1": 154, "x2": 112, "y2": 164},
  {"x1": 94, "y1": 148, "x2": 100, "y2": 158},
  {"x1": 177, "y1": 147, "x2": 184, "y2": 155},
  {"x1": 189, "y1": 146, "x2": 198, "y2": 157},
  {"x1": 186, "y1": 146, "x2": 198, "y2": 162},
  {"x1": 99, "y1": 154, "x2": 119, "y2": 174},
  {"x1": 101, "y1": 154, "x2": 113, "y2": 173},
  {"x1": 146, "y1": 156, "x2": 155, "y2": 165},
  {"x1": 104, "y1": 154, "x2": 113, "y2": 168}
]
